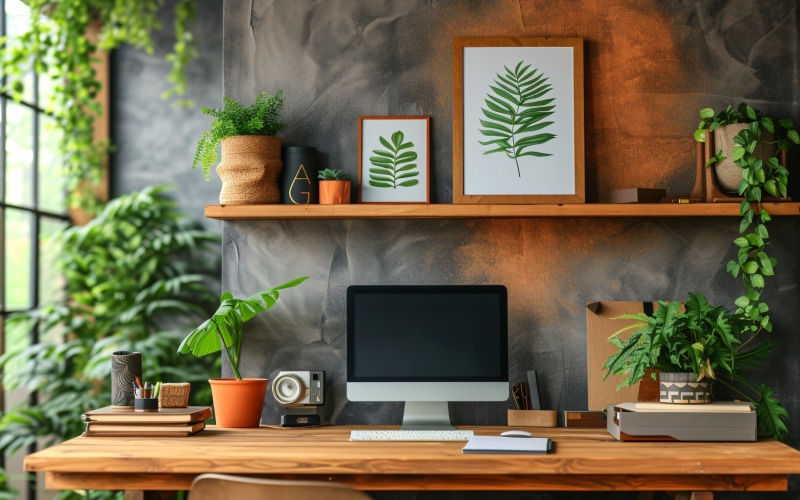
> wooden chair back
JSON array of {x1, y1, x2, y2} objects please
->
[{"x1": 189, "y1": 473, "x2": 372, "y2": 500}]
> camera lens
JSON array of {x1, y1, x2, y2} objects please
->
[{"x1": 272, "y1": 373, "x2": 305, "y2": 405}]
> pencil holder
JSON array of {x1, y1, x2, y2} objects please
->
[
  {"x1": 134, "y1": 397, "x2": 159, "y2": 412},
  {"x1": 159, "y1": 383, "x2": 191, "y2": 408},
  {"x1": 111, "y1": 351, "x2": 142, "y2": 408}
]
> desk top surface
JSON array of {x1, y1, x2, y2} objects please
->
[{"x1": 24, "y1": 426, "x2": 800, "y2": 477}]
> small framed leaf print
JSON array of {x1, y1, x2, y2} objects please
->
[
  {"x1": 358, "y1": 116, "x2": 430, "y2": 203},
  {"x1": 453, "y1": 38, "x2": 585, "y2": 204}
]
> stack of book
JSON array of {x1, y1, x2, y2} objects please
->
[
  {"x1": 81, "y1": 406, "x2": 212, "y2": 437},
  {"x1": 608, "y1": 401, "x2": 756, "y2": 441}
]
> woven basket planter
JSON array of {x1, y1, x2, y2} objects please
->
[
  {"x1": 216, "y1": 136, "x2": 283, "y2": 205},
  {"x1": 158, "y1": 383, "x2": 191, "y2": 408}
]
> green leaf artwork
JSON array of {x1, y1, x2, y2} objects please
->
[
  {"x1": 368, "y1": 131, "x2": 420, "y2": 189},
  {"x1": 479, "y1": 60, "x2": 556, "y2": 177}
]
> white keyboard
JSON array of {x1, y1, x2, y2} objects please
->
[{"x1": 350, "y1": 429, "x2": 475, "y2": 441}]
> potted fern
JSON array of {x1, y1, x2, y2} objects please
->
[
  {"x1": 318, "y1": 168, "x2": 352, "y2": 204},
  {"x1": 178, "y1": 276, "x2": 308, "y2": 427},
  {"x1": 193, "y1": 90, "x2": 286, "y2": 205}
]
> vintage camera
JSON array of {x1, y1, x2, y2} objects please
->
[{"x1": 271, "y1": 370, "x2": 324, "y2": 427}]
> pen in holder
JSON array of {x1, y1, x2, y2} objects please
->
[{"x1": 134, "y1": 387, "x2": 158, "y2": 412}]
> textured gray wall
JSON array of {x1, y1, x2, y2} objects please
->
[
  {"x1": 113, "y1": 0, "x2": 800, "y2": 498},
  {"x1": 111, "y1": 0, "x2": 223, "y2": 231}
]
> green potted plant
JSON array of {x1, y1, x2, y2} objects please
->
[
  {"x1": 694, "y1": 103, "x2": 798, "y2": 196},
  {"x1": 193, "y1": 90, "x2": 286, "y2": 205},
  {"x1": 177, "y1": 276, "x2": 308, "y2": 427},
  {"x1": 318, "y1": 168, "x2": 352, "y2": 204},
  {"x1": 604, "y1": 103, "x2": 796, "y2": 440}
]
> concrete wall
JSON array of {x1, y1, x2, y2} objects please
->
[
  {"x1": 111, "y1": 0, "x2": 224, "y2": 231},
  {"x1": 114, "y1": 1, "x2": 800, "y2": 498}
]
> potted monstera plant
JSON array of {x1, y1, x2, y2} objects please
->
[
  {"x1": 178, "y1": 276, "x2": 308, "y2": 427},
  {"x1": 193, "y1": 90, "x2": 286, "y2": 205}
]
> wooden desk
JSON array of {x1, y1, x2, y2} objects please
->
[{"x1": 24, "y1": 426, "x2": 800, "y2": 494}]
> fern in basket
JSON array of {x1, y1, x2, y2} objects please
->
[
  {"x1": 368, "y1": 131, "x2": 420, "y2": 189},
  {"x1": 193, "y1": 90, "x2": 286, "y2": 179},
  {"x1": 479, "y1": 61, "x2": 556, "y2": 177}
]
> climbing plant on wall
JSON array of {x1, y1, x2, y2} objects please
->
[{"x1": 0, "y1": 0, "x2": 198, "y2": 212}]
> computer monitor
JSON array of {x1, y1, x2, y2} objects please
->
[{"x1": 347, "y1": 285, "x2": 508, "y2": 430}]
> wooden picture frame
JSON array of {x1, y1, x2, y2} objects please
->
[
  {"x1": 453, "y1": 37, "x2": 584, "y2": 204},
  {"x1": 358, "y1": 116, "x2": 431, "y2": 203}
]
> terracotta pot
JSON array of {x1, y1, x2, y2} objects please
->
[
  {"x1": 713, "y1": 123, "x2": 776, "y2": 194},
  {"x1": 319, "y1": 180, "x2": 351, "y2": 204},
  {"x1": 209, "y1": 378, "x2": 268, "y2": 427},
  {"x1": 216, "y1": 136, "x2": 282, "y2": 205},
  {"x1": 658, "y1": 372, "x2": 712, "y2": 404}
]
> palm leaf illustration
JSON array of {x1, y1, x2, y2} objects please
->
[
  {"x1": 479, "y1": 60, "x2": 556, "y2": 177},
  {"x1": 368, "y1": 131, "x2": 419, "y2": 189}
]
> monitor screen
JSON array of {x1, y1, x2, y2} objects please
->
[{"x1": 347, "y1": 285, "x2": 508, "y2": 382}]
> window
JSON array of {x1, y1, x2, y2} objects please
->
[{"x1": 1, "y1": 0, "x2": 70, "y2": 497}]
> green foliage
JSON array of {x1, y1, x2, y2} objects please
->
[
  {"x1": 0, "y1": 0, "x2": 198, "y2": 212},
  {"x1": 317, "y1": 168, "x2": 350, "y2": 181},
  {"x1": 368, "y1": 131, "x2": 419, "y2": 189},
  {"x1": 479, "y1": 60, "x2": 556, "y2": 177},
  {"x1": 604, "y1": 103, "x2": 797, "y2": 440},
  {"x1": 0, "y1": 186, "x2": 220, "y2": 461},
  {"x1": 603, "y1": 294, "x2": 739, "y2": 388},
  {"x1": 193, "y1": 91, "x2": 286, "y2": 180},
  {"x1": 178, "y1": 277, "x2": 308, "y2": 380}
]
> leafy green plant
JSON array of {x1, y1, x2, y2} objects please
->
[
  {"x1": 604, "y1": 295, "x2": 742, "y2": 387},
  {"x1": 0, "y1": 0, "x2": 197, "y2": 212},
  {"x1": 479, "y1": 60, "x2": 556, "y2": 177},
  {"x1": 0, "y1": 186, "x2": 219, "y2": 487},
  {"x1": 695, "y1": 104, "x2": 799, "y2": 330},
  {"x1": 178, "y1": 277, "x2": 308, "y2": 380},
  {"x1": 317, "y1": 168, "x2": 350, "y2": 181},
  {"x1": 368, "y1": 131, "x2": 419, "y2": 189},
  {"x1": 193, "y1": 90, "x2": 286, "y2": 180},
  {"x1": 604, "y1": 103, "x2": 797, "y2": 441}
]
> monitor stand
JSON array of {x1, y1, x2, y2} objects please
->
[{"x1": 400, "y1": 401, "x2": 454, "y2": 430}]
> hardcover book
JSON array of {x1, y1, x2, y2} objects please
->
[
  {"x1": 83, "y1": 421, "x2": 205, "y2": 437},
  {"x1": 82, "y1": 406, "x2": 212, "y2": 424}
]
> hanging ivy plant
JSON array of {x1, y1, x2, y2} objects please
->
[{"x1": 0, "y1": 0, "x2": 197, "y2": 212}]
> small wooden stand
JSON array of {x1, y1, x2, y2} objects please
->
[
  {"x1": 698, "y1": 128, "x2": 790, "y2": 203},
  {"x1": 507, "y1": 409, "x2": 558, "y2": 427}
]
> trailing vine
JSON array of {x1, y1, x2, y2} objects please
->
[{"x1": 0, "y1": 0, "x2": 197, "y2": 212}]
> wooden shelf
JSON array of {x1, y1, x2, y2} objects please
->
[{"x1": 205, "y1": 202, "x2": 800, "y2": 220}]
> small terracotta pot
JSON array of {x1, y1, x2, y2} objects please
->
[
  {"x1": 659, "y1": 372, "x2": 712, "y2": 404},
  {"x1": 216, "y1": 136, "x2": 282, "y2": 205},
  {"x1": 319, "y1": 180, "x2": 351, "y2": 204},
  {"x1": 209, "y1": 378, "x2": 268, "y2": 427}
]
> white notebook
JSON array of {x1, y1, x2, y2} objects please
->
[{"x1": 462, "y1": 436, "x2": 552, "y2": 454}]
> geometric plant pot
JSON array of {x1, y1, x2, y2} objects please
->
[{"x1": 659, "y1": 372, "x2": 712, "y2": 404}]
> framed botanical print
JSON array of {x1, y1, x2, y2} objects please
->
[
  {"x1": 358, "y1": 116, "x2": 430, "y2": 203},
  {"x1": 453, "y1": 37, "x2": 585, "y2": 204}
]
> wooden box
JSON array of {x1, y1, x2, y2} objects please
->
[{"x1": 507, "y1": 409, "x2": 557, "y2": 427}]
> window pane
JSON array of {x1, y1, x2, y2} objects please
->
[
  {"x1": 3, "y1": 316, "x2": 32, "y2": 500},
  {"x1": 38, "y1": 116, "x2": 67, "y2": 214},
  {"x1": 5, "y1": 101, "x2": 35, "y2": 207},
  {"x1": 5, "y1": 0, "x2": 35, "y2": 104},
  {"x1": 4, "y1": 208, "x2": 33, "y2": 310},
  {"x1": 39, "y1": 216, "x2": 66, "y2": 305}
]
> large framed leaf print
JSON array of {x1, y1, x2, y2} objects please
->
[
  {"x1": 453, "y1": 38, "x2": 584, "y2": 204},
  {"x1": 358, "y1": 116, "x2": 430, "y2": 203}
]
